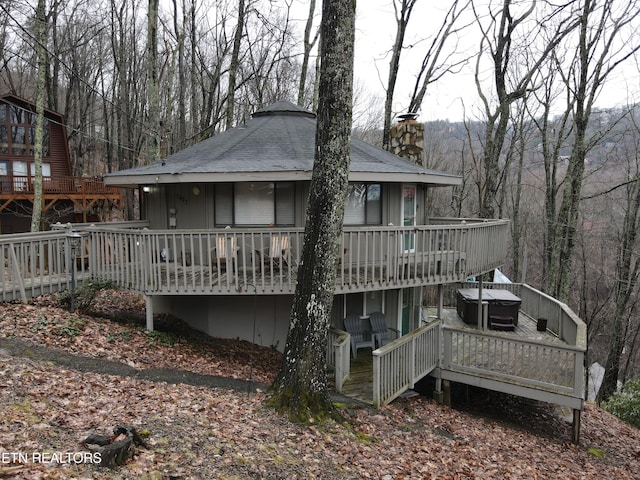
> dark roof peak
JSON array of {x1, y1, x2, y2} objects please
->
[{"x1": 253, "y1": 100, "x2": 316, "y2": 119}]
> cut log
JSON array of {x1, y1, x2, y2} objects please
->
[{"x1": 81, "y1": 424, "x2": 148, "y2": 468}]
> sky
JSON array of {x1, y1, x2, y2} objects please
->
[
  {"x1": 351, "y1": 1, "x2": 477, "y2": 123},
  {"x1": 343, "y1": 0, "x2": 640, "y2": 124}
]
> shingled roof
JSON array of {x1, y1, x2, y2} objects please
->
[{"x1": 104, "y1": 100, "x2": 461, "y2": 187}]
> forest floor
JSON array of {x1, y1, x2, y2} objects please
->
[{"x1": 0, "y1": 289, "x2": 639, "y2": 479}]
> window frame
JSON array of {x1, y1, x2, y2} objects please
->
[
  {"x1": 0, "y1": 100, "x2": 51, "y2": 157},
  {"x1": 215, "y1": 181, "x2": 296, "y2": 227},
  {"x1": 343, "y1": 183, "x2": 382, "y2": 226}
]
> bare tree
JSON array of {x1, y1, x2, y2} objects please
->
[
  {"x1": 549, "y1": 0, "x2": 640, "y2": 301},
  {"x1": 30, "y1": 0, "x2": 47, "y2": 232},
  {"x1": 225, "y1": 0, "x2": 246, "y2": 129},
  {"x1": 381, "y1": 0, "x2": 416, "y2": 151},
  {"x1": 598, "y1": 111, "x2": 640, "y2": 402},
  {"x1": 472, "y1": 0, "x2": 579, "y2": 219},
  {"x1": 381, "y1": 0, "x2": 472, "y2": 151},
  {"x1": 406, "y1": 0, "x2": 472, "y2": 114},
  {"x1": 146, "y1": 0, "x2": 160, "y2": 163},
  {"x1": 297, "y1": 0, "x2": 319, "y2": 108},
  {"x1": 270, "y1": 0, "x2": 355, "y2": 423}
]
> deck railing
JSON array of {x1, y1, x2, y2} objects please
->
[
  {"x1": 441, "y1": 327, "x2": 584, "y2": 397},
  {"x1": 0, "y1": 230, "x2": 76, "y2": 301},
  {"x1": 372, "y1": 320, "x2": 441, "y2": 407},
  {"x1": 0, "y1": 174, "x2": 120, "y2": 195},
  {"x1": 327, "y1": 328, "x2": 350, "y2": 393},
  {"x1": 452, "y1": 282, "x2": 587, "y2": 349},
  {"x1": 82, "y1": 219, "x2": 509, "y2": 295},
  {"x1": 436, "y1": 282, "x2": 586, "y2": 400}
]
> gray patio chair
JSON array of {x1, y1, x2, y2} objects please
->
[
  {"x1": 343, "y1": 313, "x2": 374, "y2": 358},
  {"x1": 369, "y1": 311, "x2": 399, "y2": 348}
]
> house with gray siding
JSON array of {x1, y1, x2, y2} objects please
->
[
  {"x1": 103, "y1": 101, "x2": 465, "y2": 348},
  {"x1": 91, "y1": 100, "x2": 585, "y2": 441}
]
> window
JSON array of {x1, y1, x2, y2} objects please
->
[
  {"x1": 0, "y1": 100, "x2": 50, "y2": 157},
  {"x1": 344, "y1": 183, "x2": 381, "y2": 225},
  {"x1": 343, "y1": 291, "x2": 384, "y2": 317},
  {"x1": 235, "y1": 183, "x2": 276, "y2": 225},
  {"x1": 30, "y1": 162, "x2": 51, "y2": 177},
  {"x1": 0, "y1": 126, "x2": 8, "y2": 154},
  {"x1": 215, "y1": 182, "x2": 295, "y2": 226}
]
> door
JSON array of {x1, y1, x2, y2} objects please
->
[
  {"x1": 402, "y1": 185, "x2": 416, "y2": 252},
  {"x1": 400, "y1": 288, "x2": 414, "y2": 335}
]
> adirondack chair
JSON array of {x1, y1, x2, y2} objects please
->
[
  {"x1": 211, "y1": 235, "x2": 237, "y2": 273},
  {"x1": 369, "y1": 311, "x2": 399, "y2": 348},
  {"x1": 343, "y1": 313, "x2": 375, "y2": 358},
  {"x1": 257, "y1": 235, "x2": 290, "y2": 272}
]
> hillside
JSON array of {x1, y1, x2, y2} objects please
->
[{"x1": 1, "y1": 291, "x2": 639, "y2": 479}]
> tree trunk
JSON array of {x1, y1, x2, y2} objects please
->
[
  {"x1": 30, "y1": 0, "x2": 47, "y2": 233},
  {"x1": 598, "y1": 164, "x2": 640, "y2": 402},
  {"x1": 146, "y1": 0, "x2": 160, "y2": 164},
  {"x1": 382, "y1": 0, "x2": 416, "y2": 151},
  {"x1": 270, "y1": 0, "x2": 355, "y2": 423},
  {"x1": 225, "y1": 0, "x2": 245, "y2": 130},
  {"x1": 297, "y1": 0, "x2": 318, "y2": 107}
]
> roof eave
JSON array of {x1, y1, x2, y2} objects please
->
[{"x1": 105, "y1": 170, "x2": 462, "y2": 188}]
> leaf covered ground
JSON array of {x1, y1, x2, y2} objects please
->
[{"x1": 1, "y1": 290, "x2": 639, "y2": 479}]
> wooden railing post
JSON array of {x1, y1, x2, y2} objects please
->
[
  {"x1": 373, "y1": 352, "x2": 381, "y2": 408},
  {"x1": 8, "y1": 244, "x2": 26, "y2": 303}
]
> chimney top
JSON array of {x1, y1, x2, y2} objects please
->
[{"x1": 397, "y1": 112, "x2": 419, "y2": 122}]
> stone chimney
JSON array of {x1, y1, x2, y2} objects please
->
[{"x1": 389, "y1": 112, "x2": 425, "y2": 166}]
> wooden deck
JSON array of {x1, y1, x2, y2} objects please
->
[
  {"x1": 340, "y1": 307, "x2": 581, "y2": 408},
  {"x1": 341, "y1": 350, "x2": 375, "y2": 404},
  {"x1": 436, "y1": 307, "x2": 565, "y2": 345}
]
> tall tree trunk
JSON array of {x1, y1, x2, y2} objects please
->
[
  {"x1": 297, "y1": 0, "x2": 318, "y2": 107},
  {"x1": 30, "y1": 0, "x2": 47, "y2": 232},
  {"x1": 189, "y1": 0, "x2": 198, "y2": 142},
  {"x1": 174, "y1": 0, "x2": 187, "y2": 149},
  {"x1": 225, "y1": 0, "x2": 245, "y2": 130},
  {"x1": 382, "y1": 0, "x2": 416, "y2": 151},
  {"x1": 146, "y1": 0, "x2": 160, "y2": 164},
  {"x1": 270, "y1": 0, "x2": 355, "y2": 423}
]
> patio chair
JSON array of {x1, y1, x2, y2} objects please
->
[
  {"x1": 343, "y1": 313, "x2": 375, "y2": 358},
  {"x1": 211, "y1": 235, "x2": 237, "y2": 273},
  {"x1": 369, "y1": 311, "x2": 399, "y2": 348},
  {"x1": 257, "y1": 235, "x2": 290, "y2": 272}
]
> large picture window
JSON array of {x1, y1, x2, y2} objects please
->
[
  {"x1": 215, "y1": 182, "x2": 295, "y2": 226},
  {"x1": 0, "y1": 101, "x2": 50, "y2": 157},
  {"x1": 344, "y1": 183, "x2": 381, "y2": 225}
]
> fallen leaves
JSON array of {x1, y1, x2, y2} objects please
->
[{"x1": 0, "y1": 292, "x2": 639, "y2": 479}]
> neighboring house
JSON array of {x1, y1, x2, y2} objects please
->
[{"x1": 0, "y1": 94, "x2": 121, "y2": 232}]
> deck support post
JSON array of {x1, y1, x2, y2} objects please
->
[
  {"x1": 572, "y1": 408, "x2": 581, "y2": 445},
  {"x1": 433, "y1": 370, "x2": 444, "y2": 404},
  {"x1": 437, "y1": 284, "x2": 443, "y2": 318},
  {"x1": 145, "y1": 295, "x2": 154, "y2": 331},
  {"x1": 442, "y1": 380, "x2": 451, "y2": 406}
]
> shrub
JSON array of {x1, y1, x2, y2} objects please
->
[
  {"x1": 602, "y1": 379, "x2": 640, "y2": 429},
  {"x1": 58, "y1": 279, "x2": 115, "y2": 313}
]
